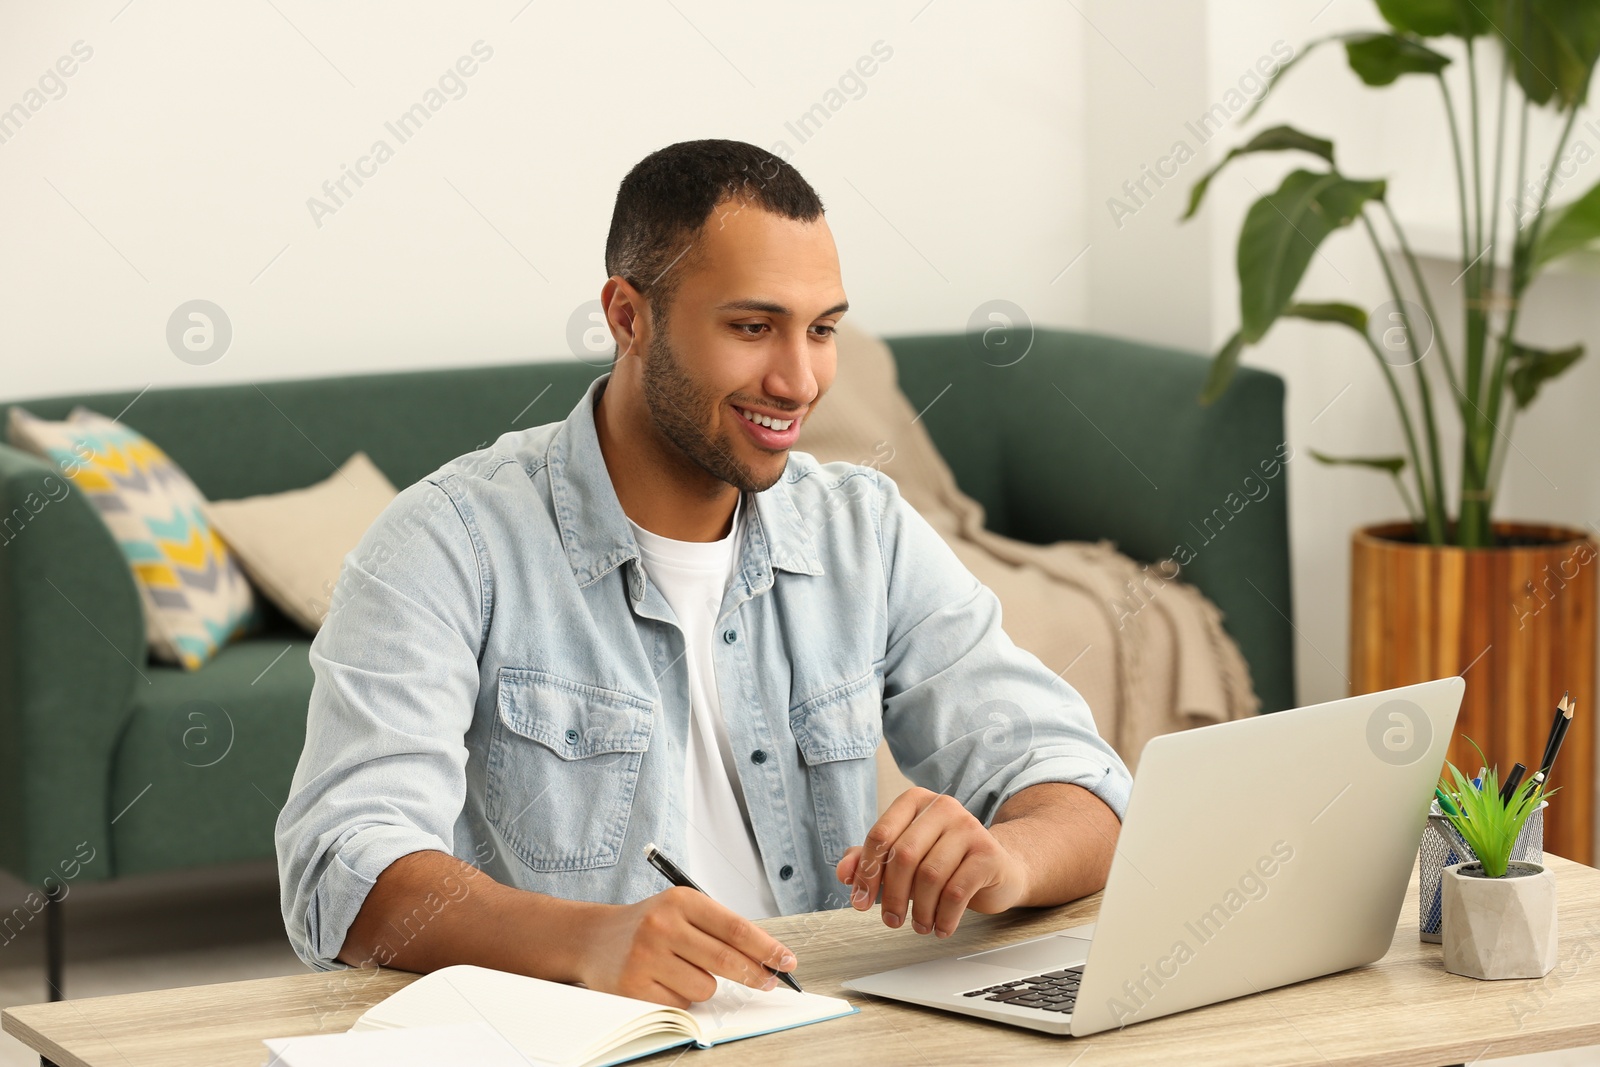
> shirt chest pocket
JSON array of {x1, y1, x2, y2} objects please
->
[
  {"x1": 486, "y1": 668, "x2": 655, "y2": 873},
  {"x1": 788, "y1": 667, "x2": 884, "y2": 868}
]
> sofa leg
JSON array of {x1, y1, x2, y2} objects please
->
[{"x1": 44, "y1": 881, "x2": 65, "y2": 1003}]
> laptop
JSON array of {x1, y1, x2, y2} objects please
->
[{"x1": 839, "y1": 677, "x2": 1464, "y2": 1037}]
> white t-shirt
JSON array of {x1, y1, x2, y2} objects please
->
[{"x1": 626, "y1": 493, "x2": 781, "y2": 920}]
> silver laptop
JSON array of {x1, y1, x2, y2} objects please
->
[{"x1": 840, "y1": 677, "x2": 1464, "y2": 1037}]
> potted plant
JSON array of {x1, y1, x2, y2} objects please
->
[
  {"x1": 1436, "y1": 744, "x2": 1558, "y2": 979},
  {"x1": 1184, "y1": 0, "x2": 1599, "y2": 863}
]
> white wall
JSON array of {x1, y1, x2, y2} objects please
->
[
  {"x1": 0, "y1": 0, "x2": 1088, "y2": 399},
  {"x1": 6, "y1": 0, "x2": 1599, "y2": 714}
]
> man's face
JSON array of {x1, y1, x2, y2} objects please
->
[{"x1": 635, "y1": 200, "x2": 847, "y2": 494}]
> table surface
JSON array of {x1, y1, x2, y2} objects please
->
[{"x1": 6, "y1": 855, "x2": 1600, "y2": 1067}]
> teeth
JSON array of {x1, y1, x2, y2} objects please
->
[{"x1": 737, "y1": 406, "x2": 793, "y2": 431}]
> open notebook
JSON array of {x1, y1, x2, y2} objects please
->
[{"x1": 349, "y1": 964, "x2": 858, "y2": 1067}]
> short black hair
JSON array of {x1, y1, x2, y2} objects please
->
[{"x1": 605, "y1": 139, "x2": 825, "y2": 329}]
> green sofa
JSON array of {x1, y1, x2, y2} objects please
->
[{"x1": 0, "y1": 328, "x2": 1293, "y2": 992}]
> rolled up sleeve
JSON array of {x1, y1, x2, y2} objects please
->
[
  {"x1": 275, "y1": 475, "x2": 484, "y2": 971},
  {"x1": 874, "y1": 470, "x2": 1133, "y2": 826}
]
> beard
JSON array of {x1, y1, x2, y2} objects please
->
[{"x1": 638, "y1": 322, "x2": 785, "y2": 494}]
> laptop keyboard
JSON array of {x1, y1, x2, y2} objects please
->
[{"x1": 960, "y1": 965, "x2": 1083, "y2": 1013}]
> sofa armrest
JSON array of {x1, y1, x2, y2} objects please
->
[
  {"x1": 0, "y1": 442, "x2": 142, "y2": 885},
  {"x1": 886, "y1": 328, "x2": 1295, "y2": 715}
]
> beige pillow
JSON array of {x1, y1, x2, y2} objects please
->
[{"x1": 203, "y1": 453, "x2": 397, "y2": 634}]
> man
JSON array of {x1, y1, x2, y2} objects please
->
[{"x1": 276, "y1": 138, "x2": 1131, "y2": 1009}]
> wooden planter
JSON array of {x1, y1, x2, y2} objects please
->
[{"x1": 1351, "y1": 522, "x2": 1597, "y2": 865}]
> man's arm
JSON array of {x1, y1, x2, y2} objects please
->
[
  {"x1": 987, "y1": 781, "x2": 1120, "y2": 906},
  {"x1": 338, "y1": 850, "x2": 798, "y2": 1010},
  {"x1": 831, "y1": 470, "x2": 1134, "y2": 937}
]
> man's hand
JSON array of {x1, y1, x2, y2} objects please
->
[
  {"x1": 574, "y1": 886, "x2": 798, "y2": 1008},
  {"x1": 339, "y1": 852, "x2": 798, "y2": 1011},
  {"x1": 833, "y1": 787, "x2": 1030, "y2": 939}
]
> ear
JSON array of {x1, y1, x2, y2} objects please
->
[{"x1": 601, "y1": 276, "x2": 648, "y2": 360}]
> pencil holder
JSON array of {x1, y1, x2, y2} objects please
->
[{"x1": 1418, "y1": 800, "x2": 1545, "y2": 942}]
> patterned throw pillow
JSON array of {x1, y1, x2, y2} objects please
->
[{"x1": 6, "y1": 405, "x2": 259, "y2": 670}]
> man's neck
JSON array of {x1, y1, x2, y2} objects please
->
[{"x1": 594, "y1": 376, "x2": 739, "y2": 543}]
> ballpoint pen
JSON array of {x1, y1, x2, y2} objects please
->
[
  {"x1": 1428, "y1": 815, "x2": 1475, "y2": 864},
  {"x1": 1434, "y1": 787, "x2": 1460, "y2": 816},
  {"x1": 643, "y1": 843, "x2": 804, "y2": 994},
  {"x1": 1498, "y1": 763, "x2": 1527, "y2": 805}
]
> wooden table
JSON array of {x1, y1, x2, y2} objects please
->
[{"x1": 7, "y1": 855, "x2": 1600, "y2": 1066}]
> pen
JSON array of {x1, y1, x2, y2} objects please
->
[
  {"x1": 1434, "y1": 787, "x2": 1459, "y2": 816},
  {"x1": 1498, "y1": 763, "x2": 1527, "y2": 805},
  {"x1": 1428, "y1": 815, "x2": 1475, "y2": 864},
  {"x1": 643, "y1": 843, "x2": 803, "y2": 994}
]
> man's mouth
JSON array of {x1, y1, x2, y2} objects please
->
[
  {"x1": 731, "y1": 403, "x2": 802, "y2": 449},
  {"x1": 733, "y1": 405, "x2": 795, "y2": 431}
]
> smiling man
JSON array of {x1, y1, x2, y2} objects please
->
[{"x1": 276, "y1": 138, "x2": 1132, "y2": 1009}]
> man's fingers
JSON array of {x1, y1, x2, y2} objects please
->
[
  {"x1": 923, "y1": 837, "x2": 991, "y2": 937},
  {"x1": 835, "y1": 846, "x2": 861, "y2": 885},
  {"x1": 879, "y1": 812, "x2": 951, "y2": 929},
  {"x1": 683, "y1": 892, "x2": 797, "y2": 975},
  {"x1": 642, "y1": 980, "x2": 693, "y2": 1010},
  {"x1": 656, "y1": 949, "x2": 723, "y2": 1004},
  {"x1": 852, "y1": 788, "x2": 940, "y2": 911},
  {"x1": 675, "y1": 924, "x2": 782, "y2": 992}
]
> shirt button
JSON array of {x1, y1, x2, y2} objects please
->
[
  {"x1": 564, "y1": 729, "x2": 579, "y2": 744},
  {"x1": 750, "y1": 749, "x2": 768, "y2": 764},
  {"x1": 722, "y1": 628, "x2": 738, "y2": 644},
  {"x1": 779, "y1": 864, "x2": 794, "y2": 880}
]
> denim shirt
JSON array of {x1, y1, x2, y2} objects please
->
[{"x1": 276, "y1": 370, "x2": 1133, "y2": 971}]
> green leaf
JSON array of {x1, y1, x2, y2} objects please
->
[
  {"x1": 1284, "y1": 301, "x2": 1369, "y2": 332},
  {"x1": 1438, "y1": 737, "x2": 1555, "y2": 877},
  {"x1": 1184, "y1": 125, "x2": 1336, "y2": 221},
  {"x1": 1375, "y1": 0, "x2": 1490, "y2": 38},
  {"x1": 1240, "y1": 30, "x2": 1454, "y2": 124},
  {"x1": 1199, "y1": 331, "x2": 1246, "y2": 406},
  {"x1": 1531, "y1": 177, "x2": 1600, "y2": 270},
  {"x1": 1343, "y1": 32, "x2": 1452, "y2": 85},
  {"x1": 1492, "y1": 0, "x2": 1600, "y2": 108},
  {"x1": 1308, "y1": 449, "x2": 1407, "y2": 474},
  {"x1": 1507, "y1": 341, "x2": 1584, "y2": 409},
  {"x1": 1241, "y1": 36, "x2": 1342, "y2": 124},
  {"x1": 1237, "y1": 170, "x2": 1388, "y2": 343}
]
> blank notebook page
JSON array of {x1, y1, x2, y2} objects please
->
[{"x1": 351, "y1": 964, "x2": 856, "y2": 1067}]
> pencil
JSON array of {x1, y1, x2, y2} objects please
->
[{"x1": 1529, "y1": 695, "x2": 1576, "y2": 793}]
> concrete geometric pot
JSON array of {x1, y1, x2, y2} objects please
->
[{"x1": 1441, "y1": 860, "x2": 1558, "y2": 980}]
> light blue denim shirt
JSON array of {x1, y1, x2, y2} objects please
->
[{"x1": 276, "y1": 370, "x2": 1133, "y2": 971}]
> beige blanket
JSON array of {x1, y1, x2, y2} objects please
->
[{"x1": 794, "y1": 323, "x2": 1259, "y2": 807}]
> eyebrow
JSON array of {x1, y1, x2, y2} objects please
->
[{"x1": 716, "y1": 298, "x2": 850, "y2": 318}]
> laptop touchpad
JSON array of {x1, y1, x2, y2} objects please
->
[{"x1": 957, "y1": 933, "x2": 1093, "y2": 971}]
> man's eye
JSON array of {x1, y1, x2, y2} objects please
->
[
  {"x1": 812, "y1": 324, "x2": 837, "y2": 338},
  {"x1": 735, "y1": 323, "x2": 766, "y2": 336}
]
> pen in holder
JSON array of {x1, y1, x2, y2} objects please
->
[{"x1": 1418, "y1": 799, "x2": 1546, "y2": 942}]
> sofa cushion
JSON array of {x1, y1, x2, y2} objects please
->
[
  {"x1": 6, "y1": 405, "x2": 258, "y2": 670},
  {"x1": 203, "y1": 452, "x2": 397, "y2": 634},
  {"x1": 107, "y1": 634, "x2": 312, "y2": 876}
]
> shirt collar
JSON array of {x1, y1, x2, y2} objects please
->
[{"x1": 547, "y1": 371, "x2": 824, "y2": 590}]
